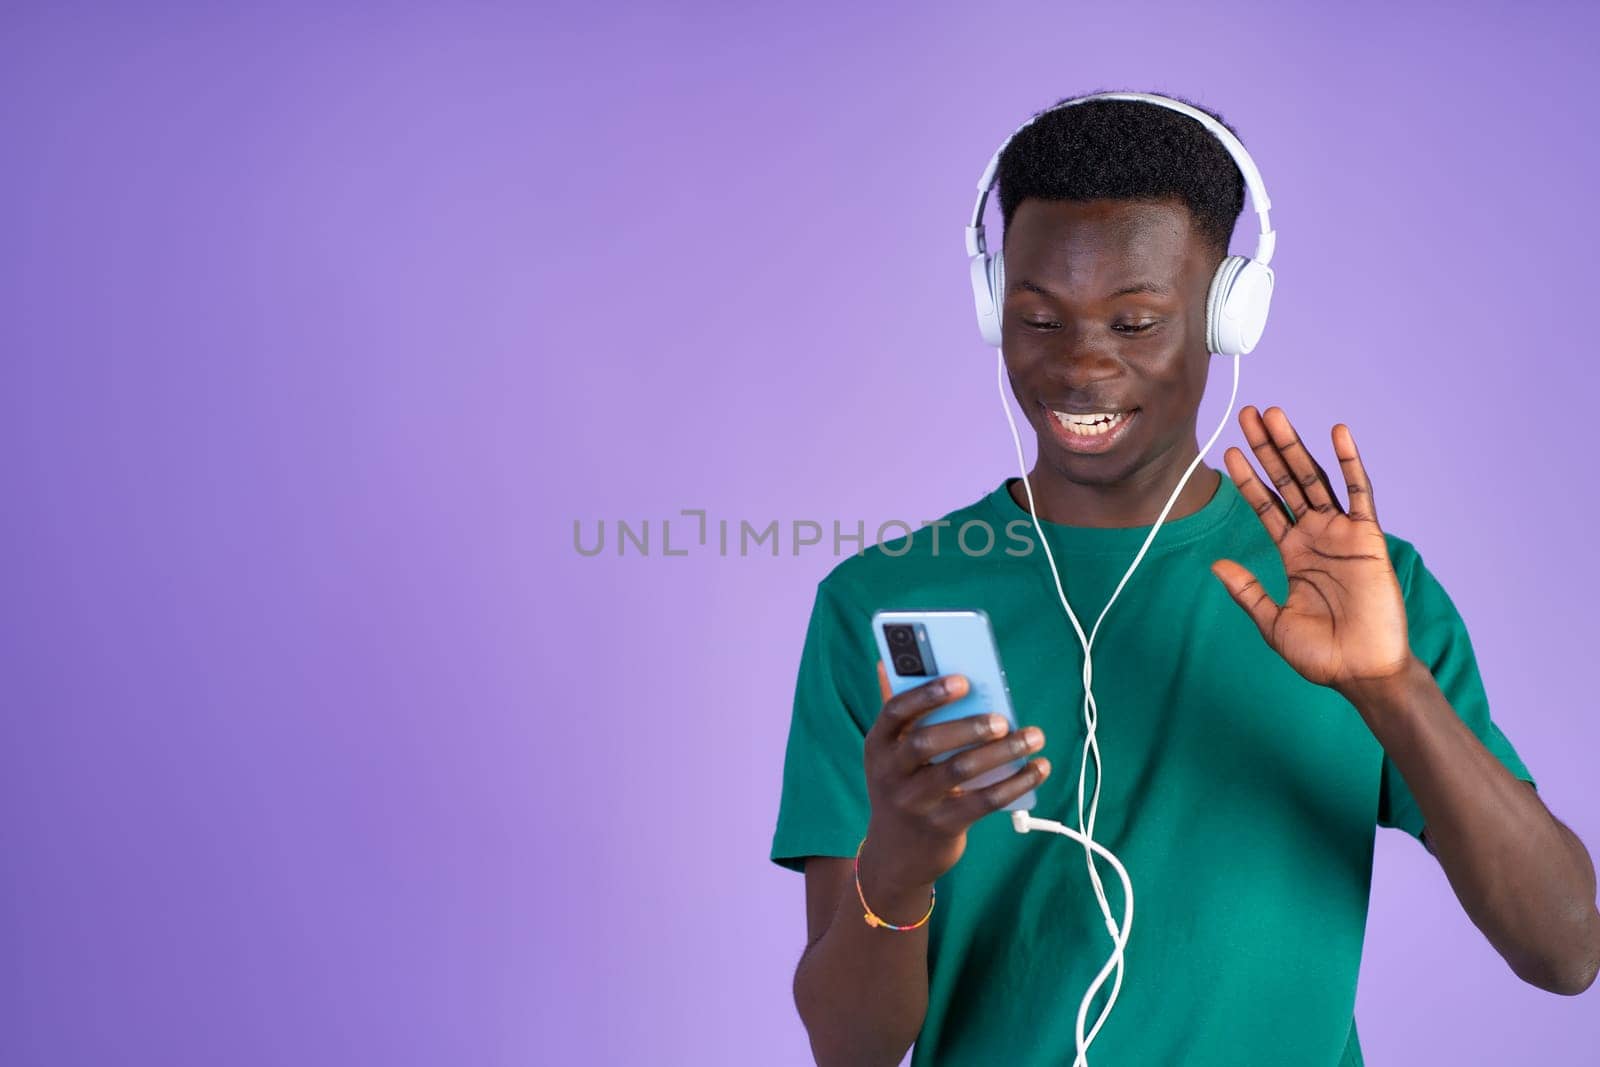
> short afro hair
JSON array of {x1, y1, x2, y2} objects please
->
[{"x1": 996, "y1": 92, "x2": 1247, "y2": 258}]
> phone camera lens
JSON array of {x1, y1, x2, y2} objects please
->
[
  {"x1": 894, "y1": 653, "x2": 923, "y2": 675},
  {"x1": 887, "y1": 626, "x2": 914, "y2": 648}
]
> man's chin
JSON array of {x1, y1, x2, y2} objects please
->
[
  {"x1": 1028, "y1": 415, "x2": 1142, "y2": 473},
  {"x1": 1036, "y1": 445, "x2": 1144, "y2": 489}
]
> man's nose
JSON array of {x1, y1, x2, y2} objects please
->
[{"x1": 1053, "y1": 333, "x2": 1122, "y2": 387}]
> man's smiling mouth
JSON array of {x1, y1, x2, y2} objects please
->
[
  {"x1": 1051, "y1": 409, "x2": 1135, "y2": 436},
  {"x1": 1043, "y1": 405, "x2": 1141, "y2": 453}
]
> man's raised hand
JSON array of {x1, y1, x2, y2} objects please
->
[{"x1": 1210, "y1": 405, "x2": 1412, "y2": 698}]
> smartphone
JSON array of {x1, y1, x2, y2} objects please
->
[{"x1": 871, "y1": 609, "x2": 1037, "y2": 813}]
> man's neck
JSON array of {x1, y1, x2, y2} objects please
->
[{"x1": 1008, "y1": 456, "x2": 1223, "y2": 529}]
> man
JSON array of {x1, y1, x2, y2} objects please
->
[{"x1": 769, "y1": 94, "x2": 1600, "y2": 1066}]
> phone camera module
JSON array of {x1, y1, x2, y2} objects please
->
[{"x1": 884, "y1": 624, "x2": 928, "y2": 676}]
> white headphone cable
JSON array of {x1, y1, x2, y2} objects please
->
[{"x1": 998, "y1": 348, "x2": 1242, "y2": 1065}]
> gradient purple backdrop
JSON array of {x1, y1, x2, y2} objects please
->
[{"x1": 3, "y1": 2, "x2": 1597, "y2": 1064}]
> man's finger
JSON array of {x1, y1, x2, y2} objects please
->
[
  {"x1": 1239, "y1": 405, "x2": 1310, "y2": 520},
  {"x1": 871, "y1": 672, "x2": 970, "y2": 744},
  {"x1": 938, "y1": 758, "x2": 1052, "y2": 829},
  {"x1": 907, "y1": 724, "x2": 1042, "y2": 802},
  {"x1": 1332, "y1": 424, "x2": 1379, "y2": 525},
  {"x1": 893, "y1": 713, "x2": 1014, "y2": 779},
  {"x1": 1262, "y1": 406, "x2": 1340, "y2": 515},
  {"x1": 1211, "y1": 559, "x2": 1281, "y2": 645},
  {"x1": 1224, "y1": 446, "x2": 1291, "y2": 544}
]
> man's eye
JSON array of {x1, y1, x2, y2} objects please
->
[
  {"x1": 1024, "y1": 319, "x2": 1060, "y2": 330},
  {"x1": 1111, "y1": 321, "x2": 1156, "y2": 334}
]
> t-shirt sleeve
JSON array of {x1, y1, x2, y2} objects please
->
[
  {"x1": 770, "y1": 576, "x2": 880, "y2": 873},
  {"x1": 1377, "y1": 543, "x2": 1536, "y2": 841}
]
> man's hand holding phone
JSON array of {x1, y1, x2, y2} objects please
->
[{"x1": 857, "y1": 662, "x2": 1051, "y2": 924}]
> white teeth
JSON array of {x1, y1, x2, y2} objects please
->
[{"x1": 1052, "y1": 410, "x2": 1128, "y2": 436}]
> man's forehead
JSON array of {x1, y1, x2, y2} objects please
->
[{"x1": 1004, "y1": 198, "x2": 1201, "y2": 284}]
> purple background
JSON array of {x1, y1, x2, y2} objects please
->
[{"x1": 4, "y1": 2, "x2": 1597, "y2": 1064}]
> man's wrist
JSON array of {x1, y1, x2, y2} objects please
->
[
  {"x1": 1337, "y1": 653, "x2": 1431, "y2": 728},
  {"x1": 857, "y1": 835, "x2": 936, "y2": 927}
]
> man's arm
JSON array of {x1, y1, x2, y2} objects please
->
[
  {"x1": 1209, "y1": 405, "x2": 1600, "y2": 996},
  {"x1": 787, "y1": 667, "x2": 1051, "y2": 1066},
  {"x1": 1349, "y1": 657, "x2": 1600, "y2": 995},
  {"x1": 793, "y1": 855, "x2": 931, "y2": 1067}
]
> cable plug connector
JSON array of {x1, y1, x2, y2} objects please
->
[{"x1": 1011, "y1": 810, "x2": 1032, "y2": 834}]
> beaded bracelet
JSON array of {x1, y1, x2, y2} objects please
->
[{"x1": 854, "y1": 837, "x2": 935, "y2": 931}]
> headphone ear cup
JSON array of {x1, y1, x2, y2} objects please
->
[
  {"x1": 970, "y1": 252, "x2": 1003, "y2": 347},
  {"x1": 990, "y1": 251, "x2": 1005, "y2": 336},
  {"x1": 1206, "y1": 256, "x2": 1275, "y2": 356}
]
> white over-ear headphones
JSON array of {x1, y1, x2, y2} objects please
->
[{"x1": 966, "y1": 91, "x2": 1277, "y2": 355}]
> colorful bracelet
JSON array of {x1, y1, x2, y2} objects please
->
[{"x1": 854, "y1": 837, "x2": 935, "y2": 931}]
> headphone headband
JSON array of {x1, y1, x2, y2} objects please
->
[{"x1": 964, "y1": 91, "x2": 1276, "y2": 266}]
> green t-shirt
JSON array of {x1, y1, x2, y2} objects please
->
[{"x1": 770, "y1": 472, "x2": 1534, "y2": 1067}]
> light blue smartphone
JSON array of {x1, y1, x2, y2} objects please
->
[{"x1": 871, "y1": 609, "x2": 1037, "y2": 813}]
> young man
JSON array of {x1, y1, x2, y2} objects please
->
[{"x1": 770, "y1": 95, "x2": 1600, "y2": 1066}]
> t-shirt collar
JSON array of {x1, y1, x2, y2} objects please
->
[{"x1": 983, "y1": 468, "x2": 1241, "y2": 556}]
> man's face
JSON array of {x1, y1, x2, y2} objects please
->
[{"x1": 1000, "y1": 197, "x2": 1219, "y2": 488}]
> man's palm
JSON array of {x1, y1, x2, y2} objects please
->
[{"x1": 1211, "y1": 407, "x2": 1411, "y2": 695}]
